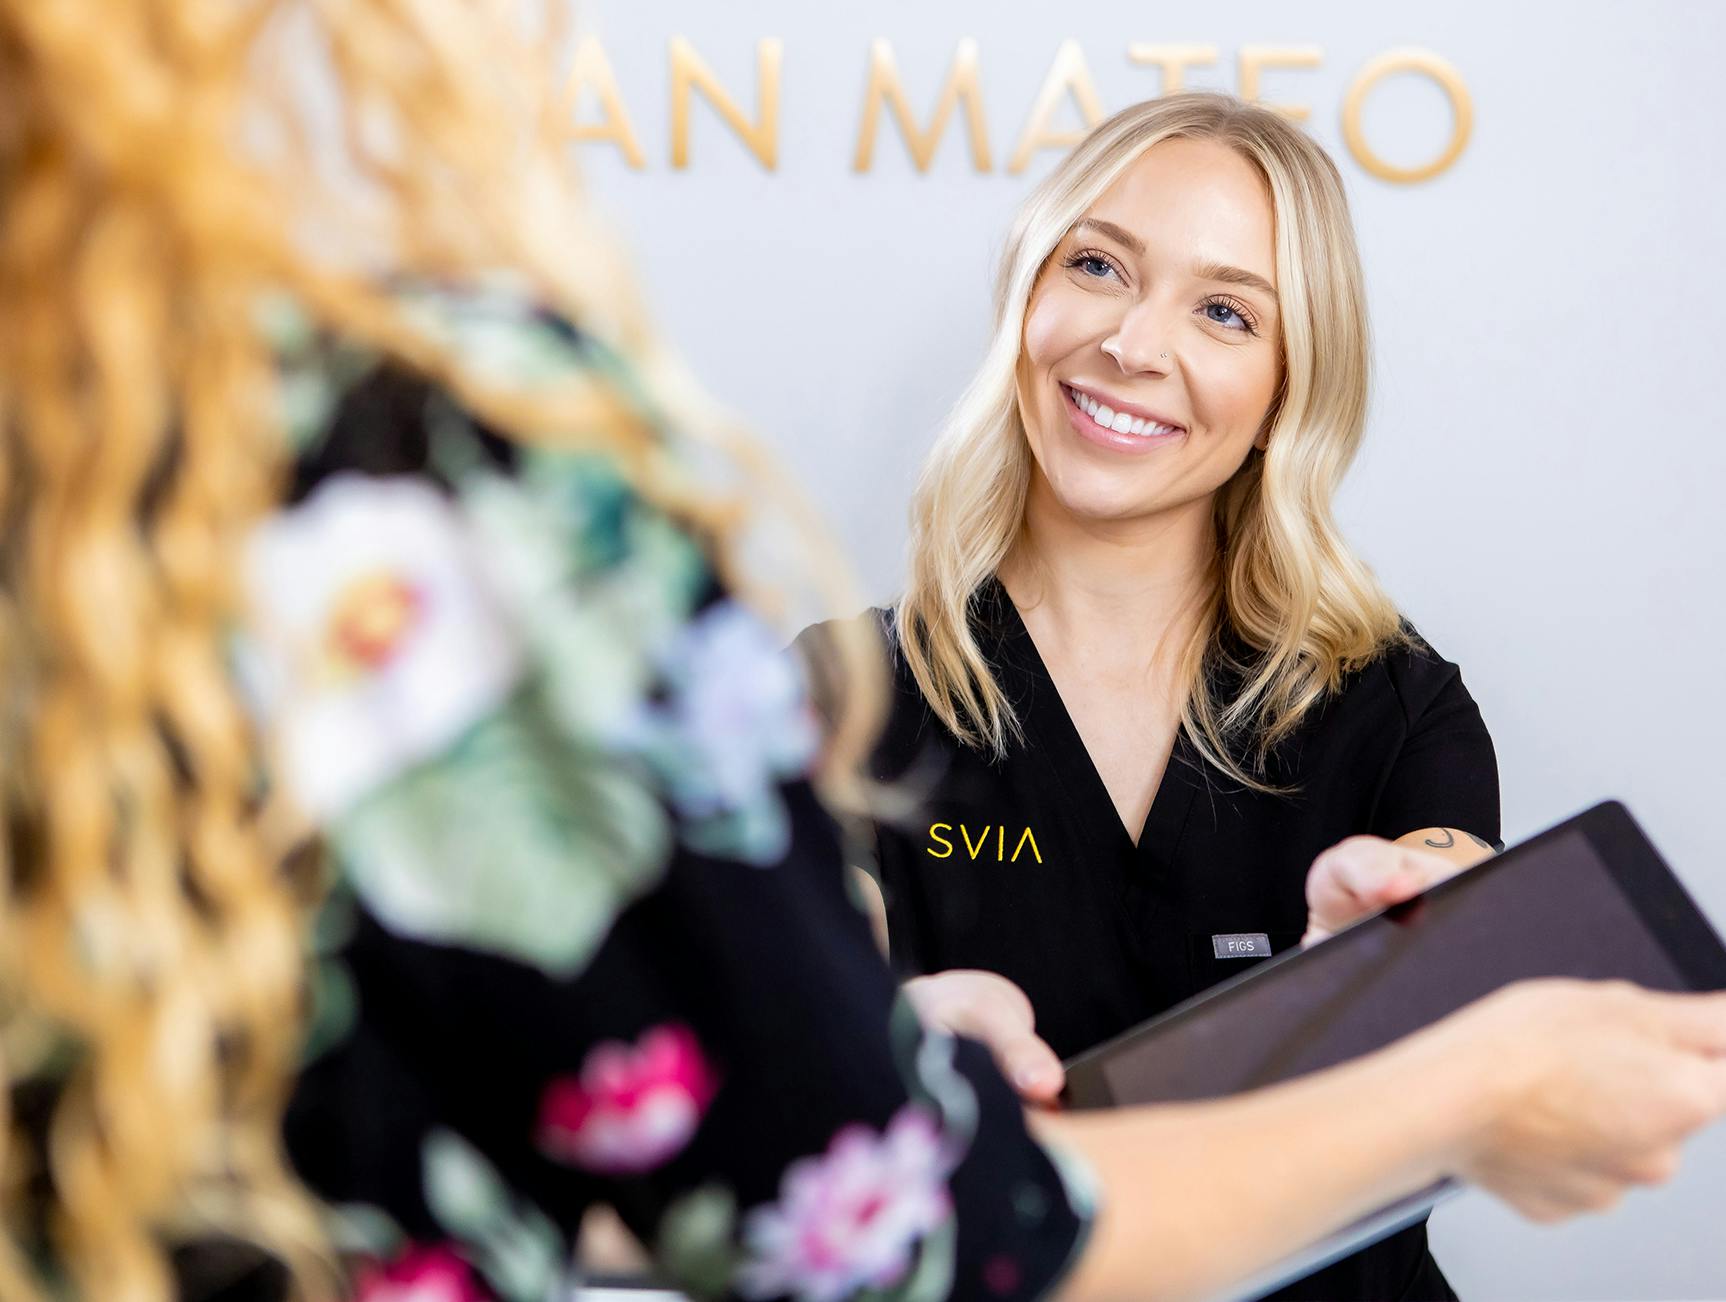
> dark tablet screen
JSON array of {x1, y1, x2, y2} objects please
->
[{"x1": 1066, "y1": 804, "x2": 1725, "y2": 1109}]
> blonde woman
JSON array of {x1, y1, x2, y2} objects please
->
[
  {"x1": 810, "y1": 93, "x2": 1516, "y2": 1298},
  {"x1": 1, "y1": 10, "x2": 1724, "y2": 1302}
]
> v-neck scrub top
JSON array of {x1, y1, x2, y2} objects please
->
[{"x1": 805, "y1": 576, "x2": 1500, "y2": 1302}]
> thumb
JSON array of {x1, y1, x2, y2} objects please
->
[
  {"x1": 1001, "y1": 1035, "x2": 1066, "y2": 1103},
  {"x1": 1374, "y1": 863, "x2": 1429, "y2": 905}
]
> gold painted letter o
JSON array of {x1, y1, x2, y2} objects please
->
[{"x1": 1343, "y1": 49, "x2": 1473, "y2": 184}]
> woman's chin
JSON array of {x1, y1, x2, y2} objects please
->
[{"x1": 1039, "y1": 463, "x2": 1168, "y2": 525}]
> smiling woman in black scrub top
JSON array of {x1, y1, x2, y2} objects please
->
[{"x1": 803, "y1": 91, "x2": 1496, "y2": 1302}]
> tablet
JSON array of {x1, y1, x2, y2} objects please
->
[{"x1": 1061, "y1": 801, "x2": 1726, "y2": 1299}]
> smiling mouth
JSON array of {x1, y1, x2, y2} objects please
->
[{"x1": 1062, "y1": 384, "x2": 1184, "y2": 438}]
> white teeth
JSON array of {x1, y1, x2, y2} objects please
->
[{"x1": 1069, "y1": 385, "x2": 1178, "y2": 437}]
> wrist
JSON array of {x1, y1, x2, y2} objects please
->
[{"x1": 1376, "y1": 1005, "x2": 1523, "y2": 1180}]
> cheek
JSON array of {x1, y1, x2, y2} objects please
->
[
  {"x1": 1021, "y1": 288, "x2": 1091, "y2": 371},
  {"x1": 1188, "y1": 350, "x2": 1281, "y2": 439}
]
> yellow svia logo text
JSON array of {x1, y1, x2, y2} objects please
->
[{"x1": 925, "y1": 823, "x2": 1043, "y2": 863}]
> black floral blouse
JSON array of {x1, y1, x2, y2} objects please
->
[{"x1": 235, "y1": 286, "x2": 1095, "y2": 1302}]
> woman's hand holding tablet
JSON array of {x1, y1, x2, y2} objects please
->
[
  {"x1": 1038, "y1": 979, "x2": 1726, "y2": 1302},
  {"x1": 1045, "y1": 803, "x2": 1726, "y2": 1294},
  {"x1": 1433, "y1": 979, "x2": 1726, "y2": 1222}
]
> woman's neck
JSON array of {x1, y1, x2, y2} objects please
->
[{"x1": 998, "y1": 474, "x2": 1217, "y2": 666}]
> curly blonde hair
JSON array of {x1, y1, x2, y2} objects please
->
[
  {"x1": 0, "y1": 2, "x2": 881, "y2": 1297},
  {"x1": 896, "y1": 92, "x2": 1405, "y2": 792}
]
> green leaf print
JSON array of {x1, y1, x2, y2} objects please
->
[
  {"x1": 334, "y1": 685, "x2": 671, "y2": 978},
  {"x1": 657, "y1": 1184, "x2": 744, "y2": 1299},
  {"x1": 422, "y1": 1129, "x2": 565, "y2": 1302}
]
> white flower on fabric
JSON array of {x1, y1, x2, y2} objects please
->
[
  {"x1": 735, "y1": 1104, "x2": 958, "y2": 1302},
  {"x1": 244, "y1": 474, "x2": 523, "y2": 821},
  {"x1": 620, "y1": 600, "x2": 820, "y2": 864}
]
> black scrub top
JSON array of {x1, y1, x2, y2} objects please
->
[{"x1": 802, "y1": 575, "x2": 1500, "y2": 1302}]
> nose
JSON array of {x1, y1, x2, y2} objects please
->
[{"x1": 1100, "y1": 299, "x2": 1174, "y2": 375}]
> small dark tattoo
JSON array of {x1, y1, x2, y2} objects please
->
[
  {"x1": 1423, "y1": 829, "x2": 1456, "y2": 849},
  {"x1": 1463, "y1": 831, "x2": 1495, "y2": 851}
]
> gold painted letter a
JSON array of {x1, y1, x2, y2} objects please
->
[
  {"x1": 1008, "y1": 40, "x2": 1104, "y2": 174},
  {"x1": 564, "y1": 36, "x2": 646, "y2": 168}
]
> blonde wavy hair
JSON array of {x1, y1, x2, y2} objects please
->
[
  {"x1": 896, "y1": 91, "x2": 1406, "y2": 791},
  {"x1": 0, "y1": 2, "x2": 880, "y2": 1298}
]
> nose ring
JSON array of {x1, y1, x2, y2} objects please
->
[{"x1": 1160, "y1": 352, "x2": 1168, "y2": 359}]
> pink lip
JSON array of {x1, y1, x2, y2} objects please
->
[{"x1": 1060, "y1": 384, "x2": 1187, "y2": 455}]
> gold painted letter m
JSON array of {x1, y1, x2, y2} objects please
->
[{"x1": 854, "y1": 39, "x2": 992, "y2": 173}]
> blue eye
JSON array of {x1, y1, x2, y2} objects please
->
[
  {"x1": 1202, "y1": 299, "x2": 1254, "y2": 333},
  {"x1": 1064, "y1": 251, "x2": 1119, "y2": 281}
]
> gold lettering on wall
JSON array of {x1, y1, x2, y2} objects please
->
[
  {"x1": 1342, "y1": 49, "x2": 1474, "y2": 184},
  {"x1": 1126, "y1": 44, "x2": 1218, "y2": 94},
  {"x1": 564, "y1": 36, "x2": 646, "y2": 169},
  {"x1": 853, "y1": 38, "x2": 993, "y2": 173},
  {"x1": 564, "y1": 38, "x2": 1472, "y2": 186},
  {"x1": 670, "y1": 36, "x2": 783, "y2": 170},
  {"x1": 1007, "y1": 39, "x2": 1106, "y2": 174},
  {"x1": 1238, "y1": 45, "x2": 1323, "y2": 121}
]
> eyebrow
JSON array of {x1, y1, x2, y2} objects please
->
[{"x1": 1074, "y1": 218, "x2": 1280, "y2": 306}]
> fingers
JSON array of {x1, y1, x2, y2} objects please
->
[
  {"x1": 902, "y1": 970, "x2": 1066, "y2": 1102},
  {"x1": 903, "y1": 969, "x2": 1031, "y2": 1031},
  {"x1": 1467, "y1": 986, "x2": 1726, "y2": 1227},
  {"x1": 941, "y1": 996, "x2": 1064, "y2": 1101},
  {"x1": 1635, "y1": 988, "x2": 1726, "y2": 1058},
  {"x1": 1368, "y1": 864, "x2": 1425, "y2": 907},
  {"x1": 1002, "y1": 1036, "x2": 1067, "y2": 1103},
  {"x1": 1376, "y1": 846, "x2": 1451, "y2": 899},
  {"x1": 1518, "y1": 1171, "x2": 1627, "y2": 1222},
  {"x1": 949, "y1": 997, "x2": 1064, "y2": 1101},
  {"x1": 1309, "y1": 838, "x2": 1408, "y2": 904},
  {"x1": 1615, "y1": 1145, "x2": 1683, "y2": 1189},
  {"x1": 1307, "y1": 837, "x2": 1449, "y2": 936},
  {"x1": 1664, "y1": 1055, "x2": 1726, "y2": 1135}
]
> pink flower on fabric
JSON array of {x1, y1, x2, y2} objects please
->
[
  {"x1": 536, "y1": 1022, "x2": 717, "y2": 1174},
  {"x1": 735, "y1": 1103, "x2": 959, "y2": 1302},
  {"x1": 353, "y1": 1242, "x2": 486, "y2": 1302}
]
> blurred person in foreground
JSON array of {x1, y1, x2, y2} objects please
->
[{"x1": 0, "y1": 4, "x2": 1722, "y2": 1302}]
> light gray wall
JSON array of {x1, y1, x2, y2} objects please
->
[{"x1": 573, "y1": 2, "x2": 1726, "y2": 1296}]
